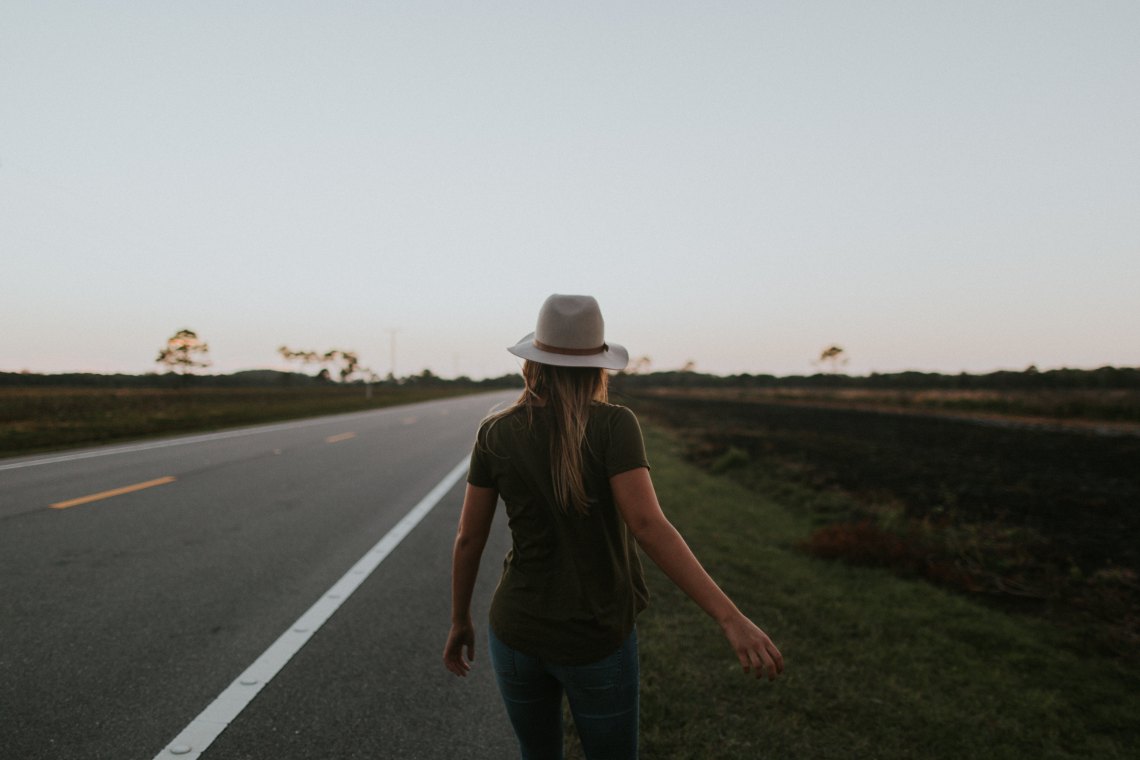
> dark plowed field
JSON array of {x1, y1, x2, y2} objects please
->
[{"x1": 630, "y1": 392, "x2": 1139, "y2": 653}]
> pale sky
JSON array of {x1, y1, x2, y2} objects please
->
[{"x1": 2, "y1": 1, "x2": 1138, "y2": 379}]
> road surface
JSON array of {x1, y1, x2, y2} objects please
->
[{"x1": 0, "y1": 391, "x2": 520, "y2": 759}]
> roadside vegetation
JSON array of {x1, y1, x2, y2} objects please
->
[
  {"x1": 0, "y1": 371, "x2": 520, "y2": 458},
  {"x1": 625, "y1": 387, "x2": 1138, "y2": 657},
  {"x1": 599, "y1": 420, "x2": 1137, "y2": 759},
  {"x1": 616, "y1": 365, "x2": 1140, "y2": 425}
]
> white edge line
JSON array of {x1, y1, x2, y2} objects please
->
[{"x1": 152, "y1": 457, "x2": 469, "y2": 760}]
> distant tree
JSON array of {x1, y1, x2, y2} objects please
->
[
  {"x1": 318, "y1": 349, "x2": 363, "y2": 382},
  {"x1": 405, "y1": 367, "x2": 442, "y2": 387},
  {"x1": 815, "y1": 345, "x2": 849, "y2": 374},
  {"x1": 279, "y1": 346, "x2": 364, "y2": 382},
  {"x1": 156, "y1": 329, "x2": 211, "y2": 375},
  {"x1": 681, "y1": 360, "x2": 697, "y2": 373},
  {"x1": 624, "y1": 355, "x2": 653, "y2": 375},
  {"x1": 278, "y1": 346, "x2": 321, "y2": 374},
  {"x1": 332, "y1": 350, "x2": 360, "y2": 382}
]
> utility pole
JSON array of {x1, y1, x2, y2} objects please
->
[{"x1": 385, "y1": 328, "x2": 400, "y2": 382}]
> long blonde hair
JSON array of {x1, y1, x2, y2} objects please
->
[{"x1": 487, "y1": 360, "x2": 609, "y2": 516}]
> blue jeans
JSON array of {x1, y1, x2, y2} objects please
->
[{"x1": 488, "y1": 626, "x2": 639, "y2": 760}]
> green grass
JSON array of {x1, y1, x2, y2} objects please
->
[
  {"x1": 611, "y1": 423, "x2": 1138, "y2": 759},
  {"x1": 0, "y1": 385, "x2": 480, "y2": 458}
]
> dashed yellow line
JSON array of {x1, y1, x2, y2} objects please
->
[
  {"x1": 50, "y1": 476, "x2": 177, "y2": 510},
  {"x1": 325, "y1": 432, "x2": 357, "y2": 444}
]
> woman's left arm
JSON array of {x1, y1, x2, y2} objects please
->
[
  {"x1": 612, "y1": 467, "x2": 784, "y2": 680},
  {"x1": 443, "y1": 483, "x2": 498, "y2": 677}
]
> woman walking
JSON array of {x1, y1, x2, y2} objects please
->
[{"x1": 443, "y1": 294, "x2": 782, "y2": 759}]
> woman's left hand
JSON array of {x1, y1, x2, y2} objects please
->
[
  {"x1": 721, "y1": 613, "x2": 784, "y2": 681},
  {"x1": 443, "y1": 620, "x2": 476, "y2": 677}
]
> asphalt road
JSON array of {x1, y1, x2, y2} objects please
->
[{"x1": 0, "y1": 391, "x2": 520, "y2": 759}]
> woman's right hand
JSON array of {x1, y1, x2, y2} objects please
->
[
  {"x1": 721, "y1": 614, "x2": 784, "y2": 681},
  {"x1": 443, "y1": 619, "x2": 476, "y2": 678}
]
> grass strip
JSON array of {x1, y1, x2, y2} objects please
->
[
  {"x1": 0, "y1": 386, "x2": 480, "y2": 458},
  {"x1": 623, "y1": 422, "x2": 1137, "y2": 759}
]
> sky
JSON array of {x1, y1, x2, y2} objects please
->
[{"x1": 2, "y1": 1, "x2": 1138, "y2": 379}]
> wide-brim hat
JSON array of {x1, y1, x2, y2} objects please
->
[{"x1": 508, "y1": 294, "x2": 629, "y2": 371}]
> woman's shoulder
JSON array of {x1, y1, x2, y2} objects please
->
[
  {"x1": 591, "y1": 400, "x2": 635, "y2": 412},
  {"x1": 588, "y1": 402, "x2": 647, "y2": 461},
  {"x1": 475, "y1": 404, "x2": 526, "y2": 438},
  {"x1": 589, "y1": 401, "x2": 640, "y2": 425}
]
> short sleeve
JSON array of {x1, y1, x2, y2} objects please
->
[
  {"x1": 604, "y1": 406, "x2": 650, "y2": 477},
  {"x1": 466, "y1": 425, "x2": 497, "y2": 488}
]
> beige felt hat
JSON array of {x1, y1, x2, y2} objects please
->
[{"x1": 508, "y1": 294, "x2": 629, "y2": 370}]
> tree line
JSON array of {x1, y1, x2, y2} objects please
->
[
  {"x1": 4, "y1": 365, "x2": 1137, "y2": 390},
  {"x1": 0, "y1": 369, "x2": 524, "y2": 389},
  {"x1": 4, "y1": 327, "x2": 1135, "y2": 391},
  {"x1": 611, "y1": 365, "x2": 1140, "y2": 391}
]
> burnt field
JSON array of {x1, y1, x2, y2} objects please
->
[{"x1": 627, "y1": 388, "x2": 1139, "y2": 655}]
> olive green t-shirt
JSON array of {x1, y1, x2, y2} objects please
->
[{"x1": 467, "y1": 402, "x2": 651, "y2": 665}]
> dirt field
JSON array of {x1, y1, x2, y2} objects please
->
[{"x1": 626, "y1": 387, "x2": 1139, "y2": 656}]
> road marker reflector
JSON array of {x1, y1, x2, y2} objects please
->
[{"x1": 50, "y1": 476, "x2": 177, "y2": 510}]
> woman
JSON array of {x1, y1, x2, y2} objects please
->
[{"x1": 443, "y1": 294, "x2": 782, "y2": 759}]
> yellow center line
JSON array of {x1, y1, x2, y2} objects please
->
[
  {"x1": 50, "y1": 476, "x2": 177, "y2": 510},
  {"x1": 325, "y1": 432, "x2": 357, "y2": 444}
]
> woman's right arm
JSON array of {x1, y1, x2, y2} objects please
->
[
  {"x1": 611, "y1": 467, "x2": 784, "y2": 680},
  {"x1": 443, "y1": 483, "x2": 498, "y2": 677}
]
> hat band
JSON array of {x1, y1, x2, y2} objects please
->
[{"x1": 533, "y1": 339, "x2": 608, "y2": 356}]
